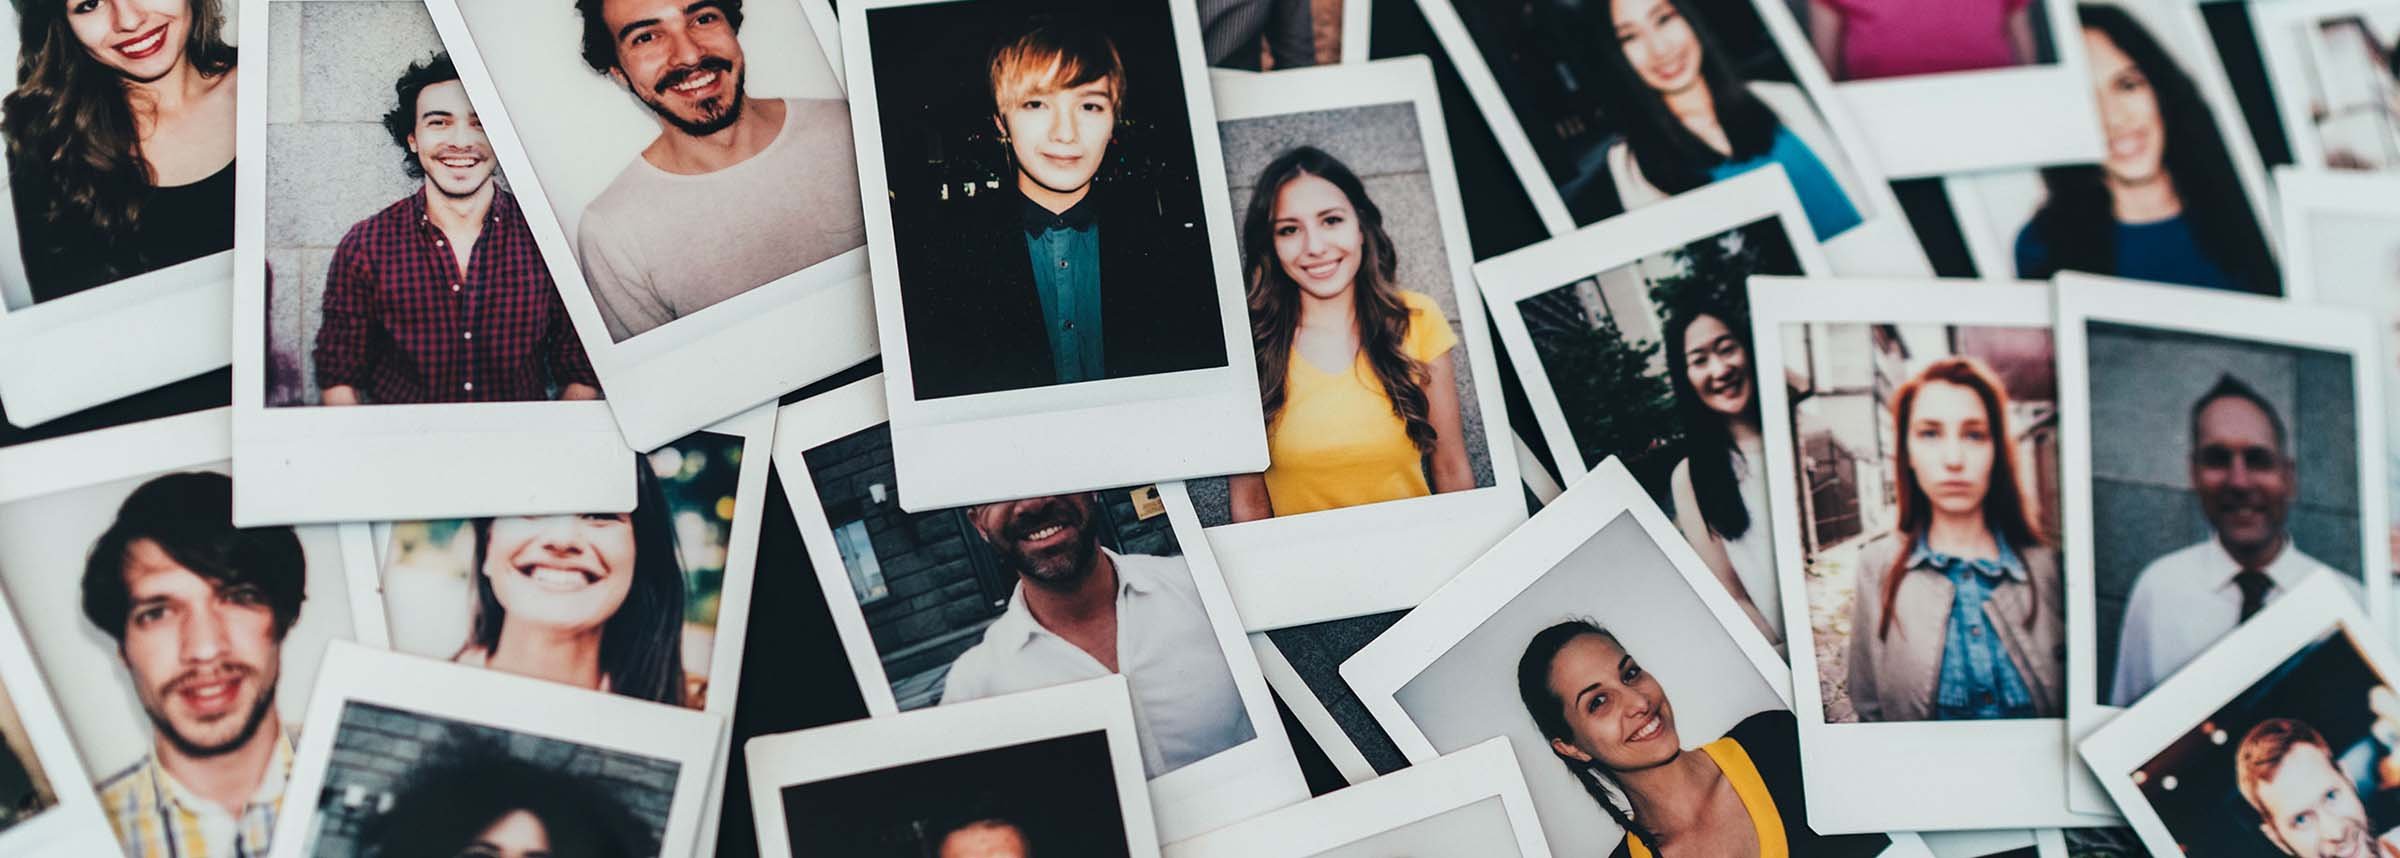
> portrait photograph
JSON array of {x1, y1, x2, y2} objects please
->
[
  {"x1": 1188, "y1": 58, "x2": 1524, "y2": 631},
  {"x1": 1341, "y1": 458, "x2": 1914, "y2": 854},
  {"x1": 1200, "y1": 0, "x2": 1365, "y2": 69},
  {"x1": 745, "y1": 676, "x2": 1155, "y2": 858},
  {"x1": 1750, "y1": 279, "x2": 2110, "y2": 833},
  {"x1": 0, "y1": 408, "x2": 376, "y2": 858},
  {"x1": 0, "y1": 0, "x2": 242, "y2": 428},
  {"x1": 774, "y1": 376, "x2": 1306, "y2": 842},
  {"x1": 1161, "y1": 737, "x2": 1553, "y2": 858},
  {"x1": 1944, "y1": 0, "x2": 2284, "y2": 298},
  {"x1": 2279, "y1": 168, "x2": 2400, "y2": 628},
  {"x1": 2256, "y1": 1, "x2": 2400, "y2": 172},
  {"x1": 230, "y1": 0, "x2": 635, "y2": 527},
  {"x1": 851, "y1": 0, "x2": 1267, "y2": 511},
  {"x1": 2059, "y1": 273, "x2": 2392, "y2": 813},
  {"x1": 1413, "y1": 0, "x2": 1928, "y2": 273},
  {"x1": 357, "y1": 405, "x2": 773, "y2": 715},
  {"x1": 0, "y1": 582, "x2": 121, "y2": 857},
  {"x1": 2079, "y1": 575, "x2": 2391, "y2": 858},
  {"x1": 428, "y1": 0, "x2": 873, "y2": 451},
  {"x1": 1483, "y1": 170, "x2": 1827, "y2": 653},
  {"x1": 1788, "y1": 0, "x2": 2058, "y2": 83},
  {"x1": 267, "y1": 642, "x2": 724, "y2": 858}
]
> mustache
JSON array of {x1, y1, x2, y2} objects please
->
[
  {"x1": 655, "y1": 57, "x2": 735, "y2": 95},
  {"x1": 161, "y1": 662, "x2": 258, "y2": 696},
  {"x1": 1001, "y1": 501, "x2": 1081, "y2": 542}
]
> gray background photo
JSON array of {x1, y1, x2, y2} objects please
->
[
  {"x1": 305, "y1": 701, "x2": 678, "y2": 857},
  {"x1": 1188, "y1": 101, "x2": 1494, "y2": 526},
  {"x1": 1392, "y1": 514, "x2": 1785, "y2": 850},
  {"x1": 260, "y1": 1, "x2": 494, "y2": 407},
  {"x1": 2087, "y1": 321, "x2": 2364, "y2": 696}
]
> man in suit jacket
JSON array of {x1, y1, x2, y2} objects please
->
[{"x1": 899, "y1": 20, "x2": 1227, "y2": 400}]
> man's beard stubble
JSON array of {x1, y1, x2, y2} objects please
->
[
  {"x1": 637, "y1": 57, "x2": 745, "y2": 138},
  {"x1": 150, "y1": 681, "x2": 278, "y2": 760}
]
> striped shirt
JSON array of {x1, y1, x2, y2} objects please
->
[{"x1": 97, "y1": 736, "x2": 293, "y2": 858}]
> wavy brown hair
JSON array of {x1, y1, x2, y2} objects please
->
[
  {"x1": 1876, "y1": 356, "x2": 2046, "y2": 640},
  {"x1": 1242, "y1": 146, "x2": 1434, "y2": 453},
  {"x1": 4, "y1": 0, "x2": 235, "y2": 270}
]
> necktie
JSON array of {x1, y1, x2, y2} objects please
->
[{"x1": 2235, "y1": 569, "x2": 2273, "y2": 621}]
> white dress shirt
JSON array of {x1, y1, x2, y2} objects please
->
[
  {"x1": 2109, "y1": 536, "x2": 2360, "y2": 706},
  {"x1": 941, "y1": 549, "x2": 1256, "y2": 777}
]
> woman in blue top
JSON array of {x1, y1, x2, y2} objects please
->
[
  {"x1": 1548, "y1": 0, "x2": 1865, "y2": 240},
  {"x1": 2014, "y1": 4, "x2": 2279, "y2": 295}
]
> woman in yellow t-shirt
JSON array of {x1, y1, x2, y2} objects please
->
[{"x1": 1227, "y1": 146, "x2": 1472, "y2": 521}]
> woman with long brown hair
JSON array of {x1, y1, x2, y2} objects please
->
[
  {"x1": 1845, "y1": 356, "x2": 2064, "y2": 722},
  {"x1": 5, "y1": 0, "x2": 237, "y2": 302},
  {"x1": 1227, "y1": 146, "x2": 1471, "y2": 521}
]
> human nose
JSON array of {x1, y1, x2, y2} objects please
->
[
  {"x1": 1047, "y1": 105, "x2": 1077, "y2": 144},
  {"x1": 532, "y1": 516, "x2": 586, "y2": 552},
  {"x1": 665, "y1": 25, "x2": 703, "y2": 69},
  {"x1": 111, "y1": 0, "x2": 142, "y2": 32},
  {"x1": 180, "y1": 602, "x2": 227, "y2": 664}
]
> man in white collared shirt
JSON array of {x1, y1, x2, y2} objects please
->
[
  {"x1": 2110, "y1": 376, "x2": 2361, "y2": 706},
  {"x1": 939, "y1": 492, "x2": 1255, "y2": 777}
]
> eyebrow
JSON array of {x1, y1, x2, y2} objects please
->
[
  {"x1": 616, "y1": 0, "x2": 721, "y2": 44},
  {"x1": 419, "y1": 109, "x2": 455, "y2": 120}
]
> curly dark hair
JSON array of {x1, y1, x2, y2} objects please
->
[
  {"x1": 381, "y1": 53, "x2": 460, "y2": 181},
  {"x1": 80, "y1": 472, "x2": 306, "y2": 644},
  {"x1": 575, "y1": 0, "x2": 746, "y2": 74},
  {"x1": 358, "y1": 734, "x2": 657, "y2": 858}
]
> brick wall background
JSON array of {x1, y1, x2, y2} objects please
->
[
  {"x1": 305, "y1": 700, "x2": 679, "y2": 857},
  {"x1": 801, "y1": 424, "x2": 1178, "y2": 709}
]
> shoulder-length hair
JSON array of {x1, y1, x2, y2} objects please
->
[
  {"x1": 3, "y1": 0, "x2": 236, "y2": 270},
  {"x1": 2023, "y1": 4, "x2": 2279, "y2": 295},
  {"x1": 359, "y1": 734, "x2": 655, "y2": 858},
  {"x1": 1875, "y1": 356, "x2": 2046, "y2": 640},
  {"x1": 1542, "y1": 0, "x2": 1779, "y2": 195},
  {"x1": 1241, "y1": 145, "x2": 1435, "y2": 454},
  {"x1": 1663, "y1": 303, "x2": 1758, "y2": 541},
  {"x1": 1516, "y1": 619, "x2": 1662, "y2": 847},
  {"x1": 463, "y1": 457, "x2": 688, "y2": 705}
]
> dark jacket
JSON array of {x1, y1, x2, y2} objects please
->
[
  {"x1": 897, "y1": 181, "x2": 1228, "y2": 400},
  {"x1": 1608, "y1": 710, "x2": 1889, "y2": 858}
]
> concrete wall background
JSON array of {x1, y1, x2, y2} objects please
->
[
  {"x1": 1189, "y1": 101, "x2": 1495, "y2": 525},
  {"x1": 262, "y1": 0, "x2": 447, "y2": 406},
  {"x1": 2086, "y1": 321, "x2": 2365, "y2": 693}
]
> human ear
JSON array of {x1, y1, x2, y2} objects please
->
[{"x1": 1551, "y1": 737, "x2": 1592, "y2": 764}]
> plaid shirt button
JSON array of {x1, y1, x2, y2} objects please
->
[{"x1": 463, "y1": 382, "x2": 474, "y2": 392}]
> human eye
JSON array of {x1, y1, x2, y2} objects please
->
[
  {"x1": 1323, "y1": 213, "x2": 1346, "y2": 227},
  {"x1": 580, "y1": 512, "x2": 629, "y2": 525},
  {"x1": 130, "y1": 605, "x2": 167, "y2": 627},
  {"x1": 628, "y1": 29, "x2": 656, "y2": 46},
  {"x1": 220, "y1": 585, "x2": 268, "y2": 608},
  {"x1": 695, "y1": 9, "x2": 723, "y2": 25},
  {"x1": 70, "y1": 0, "x2": 98, "y2": 14},
  {"x1": 1274, "y1": 224, "x2": 1298, "y2": 238},
  {"x1": 1623, "y1": 663, "x2": 1644, "y2": 682},
  {"x1": 1585, "y1": 693, "x2": 1606, "y2": 713}
]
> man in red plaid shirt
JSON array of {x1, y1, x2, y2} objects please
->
[{"x1": 311, "y1": 54, "x2": 601, "y2": 405}]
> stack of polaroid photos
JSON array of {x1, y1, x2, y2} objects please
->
[{"x1": 10, "y1": 0, "x2": 2400, "y2": 857}]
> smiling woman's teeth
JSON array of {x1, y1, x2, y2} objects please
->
[{"x1": 529, "y1": 567, "x2": 589, "y2": 588}]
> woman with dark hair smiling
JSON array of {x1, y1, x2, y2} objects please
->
[
  {"x1": 4, "y1": 0, "x2": 238, "y2": 301},
  {"x1": 1662, "y1": 304, "x2": 1780, "y2": 649},
  {"x1": 1515, "y1": 619, "x2": 1884, "y2": 857},
  {"x1": 453, "y1": 458, "x2": 692, "y2": 708},
  {"x1": 1542, "y1": 0, "x2": 1864, "y2": 239},
  {"x1": 359, "y1": 736, "x2": 655, "y2": 858},
  {"x1": 1227, "y1": 146, "x2": 1472, "y2": 521},
  {"x1": 2014, "y1": 4, "x2": 2278, "y2": 295},
  {"x1": 1845, "y1": 357, "x2": 2063, "y2": 723}
]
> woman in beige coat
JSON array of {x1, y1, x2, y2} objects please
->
[{"x1": 1845, "y1": 357, "x2": 2064, "y2": 722}]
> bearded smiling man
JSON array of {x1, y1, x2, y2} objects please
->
[
  {"x1": 940, "y1": 491, "x2": 1254, "y2": 778},
  {"x1": 84, "y1": 472, "x2": 309, "y2": 858},
  {"x1": 570, "y1": 0, "x2": 866, "y2": 341}
]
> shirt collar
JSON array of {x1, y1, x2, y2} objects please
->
[
  {"x1": 145, "y1": 732, "x2": 294, "y2": 817},
  {"x1": 2204, "y1": 535, "x2": 2314, "y2": 591},
  {"x1": 413, "y1": 185, "x2": 521, "y2": 235},
  {"x1": 1020, "y1": 187, "x2": 1099, "y2": 235},
  {"x1": 990, "y1": 547, "x2": 1146, "y2": 651},
  {"x1": 1905, "y1": 530, "x2": 2029, "y2": 582}
]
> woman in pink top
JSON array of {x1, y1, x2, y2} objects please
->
[{"x1": 1809, "y1": 0, "x2": 2039, "y2": 81}]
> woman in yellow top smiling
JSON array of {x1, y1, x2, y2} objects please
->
[{"x1": 1228, "y1": 146, "x2": 1473, "y2": 521}]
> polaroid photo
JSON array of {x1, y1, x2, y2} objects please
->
[
  {"x1": 2253, "y1": 0, "x2": 2400, "y2": 172},
  {"x1": 0, "y1": 570, "x2": 121, "y2": 856},
  {"x1": 847, "y1": 0, "x2": 1271, "y2": 510},
  {"x1": 747, "y1": 675, "x2": 1156, "y2": 858},
  {"x1": 1188, "y1": 58, "x2": 1524, "y2": 630},
  {"x1": 1749, "y1": 278, "x2": 2118, "y2": 832},
  {"x1": 2279, "y1": 167, "x2": 2400, "y2": 636},
  {"x1": 1252, "y1": 612, "x2": 1416, "y2": 787},
  {"x1": 1413, "y1": 0, "x2": 1925, "y2": 275},
  {"x1": 1922, "y1": 829, "x2": 2042, "y2": 858},
  {"x1": 1161, "y1": 736, "x2": 1552, "y2": 858},
  {"x1": 773, "y1": 376, "x2": 1308, "y2": 840},
  {"x1": 0, "y1": 407, "x2": 383, "y2": 858},
  {"x1": 1196, "y1": 0, "x2": 1368, "y2": 68},
  {"x1": 414, "y1": 0, "x2": 868, "y2": 451},
  {"x1": 1252, "y1": 633, "x2": 1380, "y2": 786},
  {"x1": 2076, "y1": 574, "x2": 2399, "y2": 858},
  {"x1": 228, "y1": 0, "x2": 636, "y2": 527},
  {"x1": 2059, "y1": 272, "x2": 2394, "y2": 814},
  {"x1": 0, "y1": 0, "x2": 240, "y2": 429},
  {"x1": 1480, "y1": 169, "x2": 1829, "y2": 653},
  {"x1": 2052, "y1": 826, "x2": 2142, "y2": 855},
  {"x1": 264, "y1": 641, "x2": 725, "y2": 858},
  {"x1": 1339, "y1": 456, "x2": 1927, "y2": 854},
  {"x1": 1940, "y1": 0, "x2": 2286, "y2": 297},
  {"x1": 1802, "y1": 0, "x2": 2106, "y2": 176}
]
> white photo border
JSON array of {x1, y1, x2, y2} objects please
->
[
  {"x1": 1160, "y1": 736, "x2": 1551, "y2": 858},
  {"x1": 1829, "y1": 0, "x2": 2105, "y2": 177},
  {"x1": 0, "y1": 567, "x2": 121, "y2": 856}
]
